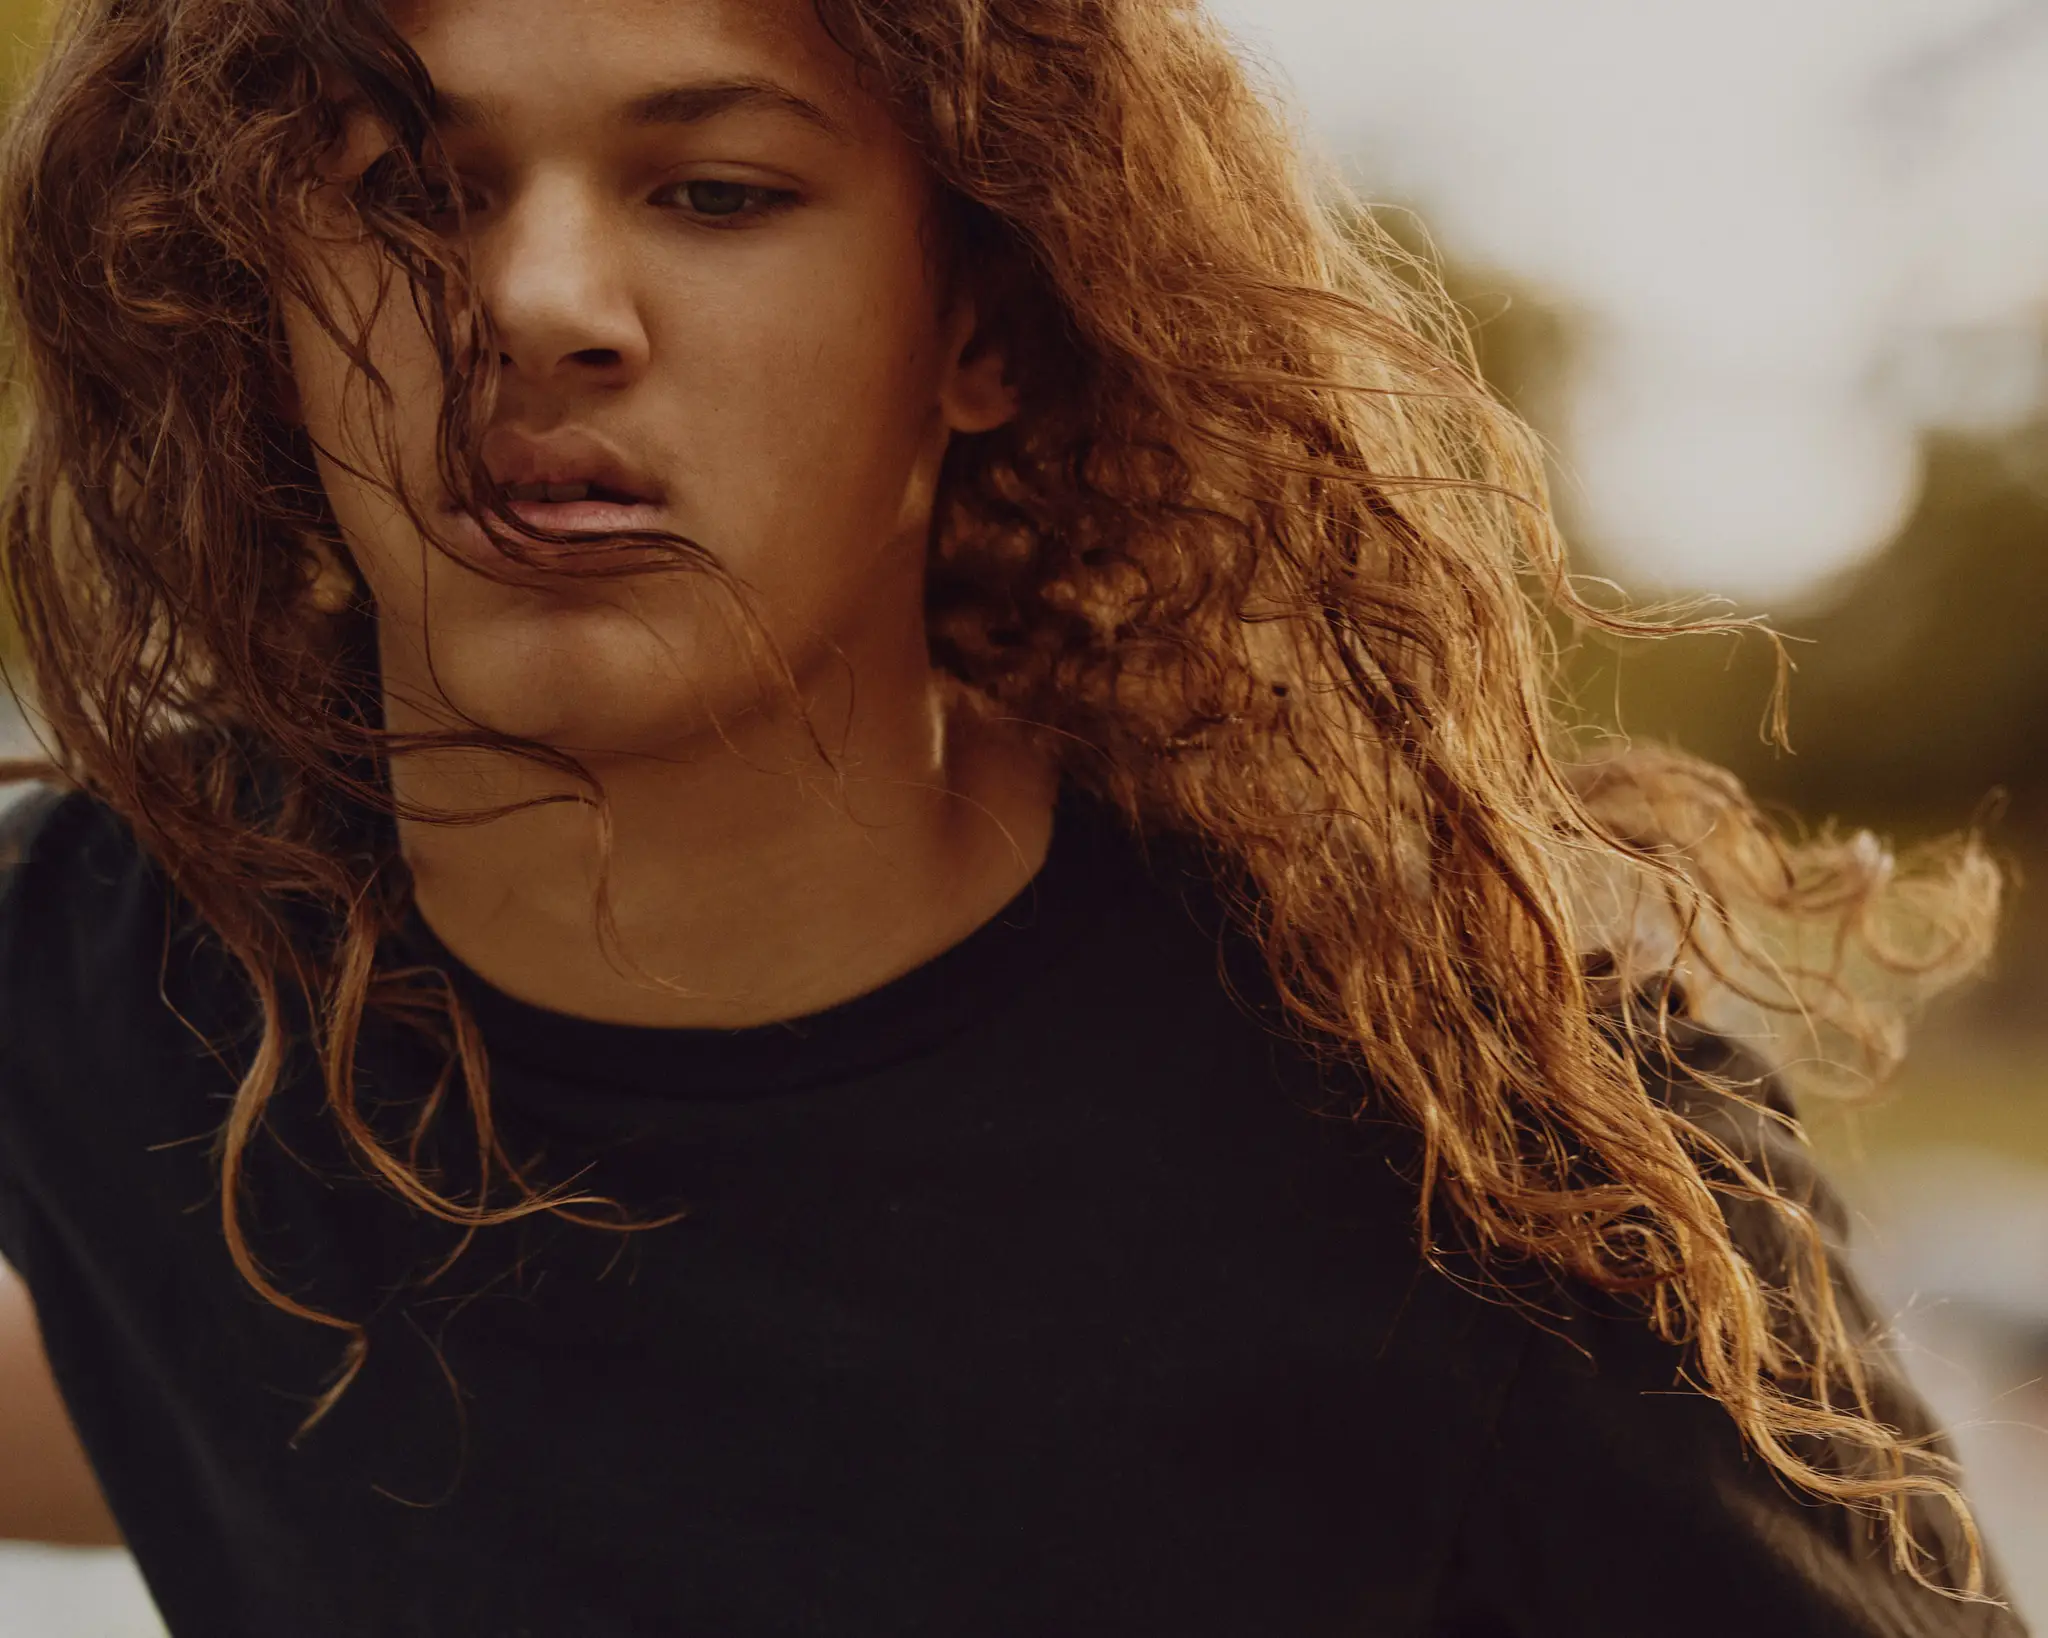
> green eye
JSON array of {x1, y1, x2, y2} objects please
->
[
  {"x1": 658, "y1": 179, "x2": 797, "y2": 226},
  {"x1": 684, "y1": 180, "x2": 753, "y2": 218}
]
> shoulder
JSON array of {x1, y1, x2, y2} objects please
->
[
  {"x1": 1429, "y1": 1020, "x2": 2020, "y2": 1633},
  {"x1": 0, "y1": 785, "x2": 178, "y2": 1255},
  {"x1": 0, "y1": 779, "x2": 151, "y2": 891},
  {"x1": 0, "y1": 782, "x2": 188, "y2": 1089},
  {"x1": 0, "y1": 781, "x2": 166, "y2": 994},
  {"x1": 0, "y1": 779, "x2": 72, "y2": 869},
  {"x1": 1625, "y1": 1018, "x2": 1860, "y2": 1291}
]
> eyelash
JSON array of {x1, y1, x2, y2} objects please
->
[
  {"x1": 353, "y1": 159, "x2": 798, "y2": 232},
  {"x1": 653, "y1": 179, "x2": 801, "y2": 228}
]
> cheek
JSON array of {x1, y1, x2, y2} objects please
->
[
  {"x1": 280, "y1": 258, "x2": 448, "y2": 591},
  {"x1": 661, "y1": 231, "x2": 950, "y2": 536},
  {"x1": 286, "y1": 241, "x2": 451, "y2": 466}
]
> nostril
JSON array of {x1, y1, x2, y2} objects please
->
[{"x1": 570, "y1": 347, "x2": 624, "y2": 368}]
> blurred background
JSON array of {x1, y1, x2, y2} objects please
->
[
  {"x1": 2, "y1": 0, "x2": 2045, "y2": 1630},
  {"x1": 1219, "y1": 0, "x2": 2048, "y2": 1623}
]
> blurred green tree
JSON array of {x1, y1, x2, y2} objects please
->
[
  {"x1": 1581, "y1": 420, "x2": 2048, "y2": 845},
  {"x1": 1388, "y1": 205, "x2": 2048, "y2": 1024}
]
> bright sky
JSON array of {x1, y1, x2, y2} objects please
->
[{"x1": 1208, "y1": 0, "x2": 2048, "y2": 602}]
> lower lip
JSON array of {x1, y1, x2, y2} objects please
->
[{"x1": 445, "y1": 501, "x2": 671, "y2": 556}]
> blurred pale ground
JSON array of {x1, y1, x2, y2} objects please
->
[
  {"x1": 0, "y1": 1541, "x2": 163, "y2": 1638},
  {"x1": 3, "y1": 0, "x2": 2047, "y2": 1632}
]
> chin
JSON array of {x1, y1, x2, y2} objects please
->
[{"x1": 385, "y1": 601, "x2": 763, "y2": 761}]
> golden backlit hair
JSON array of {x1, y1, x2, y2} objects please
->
[{"x1": 0, "y1": 0, "x2": 2002, "y2": 1600}]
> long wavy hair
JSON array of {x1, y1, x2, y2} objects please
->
[{"x1": 0, "y1": 0, "x2": 2004, "y2": 1601}]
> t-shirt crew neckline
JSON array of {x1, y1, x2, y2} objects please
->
[{"x1": 395, "y1": 781, "x2": 1133, "y2": 1104}]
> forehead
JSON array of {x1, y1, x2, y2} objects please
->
[{"x1": 391, "y1": 0, "x2": 876, "y2": 140}]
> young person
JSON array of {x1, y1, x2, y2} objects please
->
[{"x1": 0, "y1": 0, "x2": 2022, "y2": 1632}]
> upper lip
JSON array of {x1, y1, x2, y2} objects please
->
[{"x1": 473, "y1": 430, "x2": 665, "y2": 506}]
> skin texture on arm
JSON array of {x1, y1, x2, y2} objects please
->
[{"x1": 0, "y1": 1258, "x2": 122, "y2": 1547}]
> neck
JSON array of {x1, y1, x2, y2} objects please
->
[{"x1": 390, "y1": 677, "x2": 1059, "y2": 1030}]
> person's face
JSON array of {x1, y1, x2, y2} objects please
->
[{"x1": 283, "y1": 0, "x2": 1013, "y2": 755}]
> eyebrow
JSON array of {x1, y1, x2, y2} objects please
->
[{"x1": 431, "y1": 77, "x2": 848, "y2": 141}]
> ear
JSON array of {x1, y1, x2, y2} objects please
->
[
  {"x1": 938, "y1": 300, "x2": 1019, "y2": 436},
  {"x1": 301, "y1": 532, "x2": 360, "y2": 616}
]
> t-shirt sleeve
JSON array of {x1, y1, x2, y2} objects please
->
[
  {"x1": 0, "y1": 780, "x2": 71, "y2": 1272},
  {"x1": 1432, "y1": 1028, "x2": 2031, "y2": 1638}
]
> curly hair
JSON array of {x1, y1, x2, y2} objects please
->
[{"x1": 0, "y1": 0, "x2": 2004, "y2": 1601}]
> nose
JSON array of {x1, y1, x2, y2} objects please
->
[{"x1": 473, "y1": 171, "x2": 649, "y2": 390}]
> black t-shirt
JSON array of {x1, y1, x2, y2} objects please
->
[{"x1": 0, "y1": 780, "x2": 2023, "y2": 1637}]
